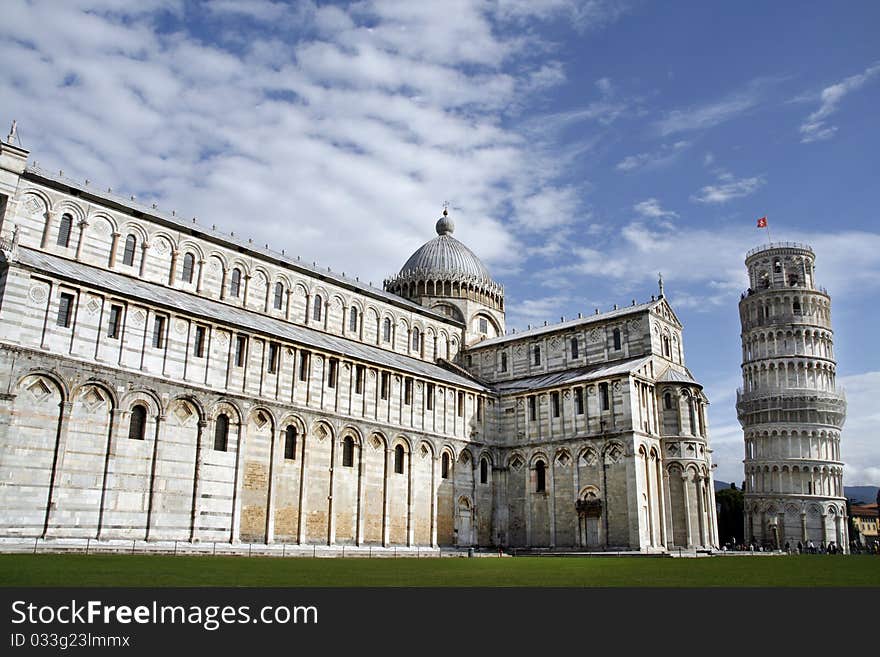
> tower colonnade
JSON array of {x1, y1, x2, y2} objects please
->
[{"x1": 737, "y1": 242, "x2": 847, "y2": 551}]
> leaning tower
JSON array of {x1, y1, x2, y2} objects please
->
[{"x1": 737, "y1": 242, "x2": 848, "y2": 551}]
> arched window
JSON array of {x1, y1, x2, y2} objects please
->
[
  {"x1": 792, "y1": 299, "x2": 801, "y2": 314},
  {"x1": 500, "y1": 352, "x2": 508, "y2": 372},
  {"x1": 412, "y1": 327, "x2": 421, "y2": 351},
  {"x1": 394, "y1": 445, "x2": 405, "y2": 474},
  {"x1": 664, "y1": 392, "x2": 672, "y2": 410},
  {"x1": 57, "y1": 213, "x2": 73, "y2": 247},
  {"x1": 274, "y1": 282, "x2": 284, "y2": 310},
  {"x1": 774, "y1": 259, "x2": 782, "y2": 273},
  {"x1": 342, "y1": 436, "x2": 355, "y2": 467},
  {"x1": 613, "y1": 328, "x2": 622, "y2": 350},
  {"x1": 441, "y1": 452, "x2": 450, "y2": 479},
  {"x1": 128, "y1": 404, "x2": 147, "y2": 440},
  {"x1": 313, "y1": 295, "x2": 322, "y2": 322},
  {"x1": 480, "y1": 457, "x2": 488, "y2": 484},
  {"x1": 214, "y1": 413, "x2": 229, "y2": 451},
  {"x1": 535, "y1": 460, "x2": 546, "y2": 492},
  {"x1": 663, "y1": 335, "x2": 671, "y2": 357},
  {"x1": 284, "y1": 425, "x2": 297, "y2": 460},
  {"x1": 383, "y1": 318, "x2": 392, "y2": 343},
  {"x1": 229, "y1": 268, "x2": 241, "y2": 297},
  {"x1": 182, "y1": 253, "x2": 195, "y2": 283},
  {"x1": 123, "y1": 234, "x2": 137, "y2": 266},
  {"x1": 349, "y1": 307, "x2": 358, "y2": 333},
  {"x1": 599, "y1": 382, "x2": 610, "y2": 411},
  {"x1": 571, "y1": 337, "x2": 579, "y2": 359},
  {"x1": 533, "y1": 345, "x2": 541, "y2": 366}
]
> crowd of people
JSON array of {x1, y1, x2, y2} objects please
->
[{"x1": 718, "y1": 537, "x2": 880, "y2": 554}]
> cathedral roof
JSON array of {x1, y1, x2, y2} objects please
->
[
  {"x1": 396, "y1": 210, "x2": 495, "y2": 285},
  {"x1": 657, "y1": 366, "x2": 701, "y2": 386},
  {"x1": 468, "y1": 299, "x2": 662, "y2": 349},
  {"x1": 11, "y1": 247, "x2": 487, "y2": 392},
  {"x1": 492, "y1": 356, "x2": 652, "y2": 393}
]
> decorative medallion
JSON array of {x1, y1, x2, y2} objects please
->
[
  {"x1": 630, "y1": 319, "x2": 641, "y2": 330},
  {"x1": 27, "y1": 378, "x2": 52, "y2": 402},
  {"x1": 420, "y1": 445, "x2": 429, "y2": 459},
  {"x1": 459, "y1": 451, "x2": 470, "y2": 464},
  {"x1": 370, "y1": 435, "x2": 383, "y2": 450},
  {"x1": 510, "y1": 455, "x2": 524, "y2": 471},
  {"x1": 23, "y1": 195, "x2": 43, "y2": 215},
  {"x1": 174, "y1": 402, "x2": 193, "y2": 424},
  {"x1": 209, "y1": 259, "x2": 221, "y2": 274},
  {"x1": 83, "y1": 387, "x2": 105, "y2": 412},
  {"x1": 556, "y1": 451, "x2": 571, "y2": 467},
  {"x1": 153, "y1": 240, "x2": 169, "y2": 255},
  {"x1": 85, "y1": 297, "x2": 101, "y2": 316},
  {"x1": 315, "y1": 424, "x2": 329, "y2": 442},
  {"x1": 175, "y1": 319, "x2": 188, "y2": 334},
  {"x1": 612, "y1": 380, "x2": 621, "y2": 392},
  {"x1": 214, "y1": 331, "x2": 229, "y2": 346},
  {"x1": 589, "y1": 329, "x2": 601, "y2": 343},
  {"x1": 28, "y1": 285, "x2": 48, "y2": 305},
  {"x1": 549, "y1": 337, "x2": 560, "y2": 351},
  {"x1": 667, "y1": 443, "x2": 680, "y2": 456},
  {"x1": 254, "y1": 411, "x2": 269, "y2": 429},
  {"x1": 93, "y1": 218, "x2": 110, "y2": 235},
  {"x1": 582, "y1": 449, "x2": 598, "y2": 466},
  {"x1": 604, "y1": 445, "x2": 623, "y2": 464},
  {"x1": 131, "y1": 310, "x2": 146, "y2": 327}
]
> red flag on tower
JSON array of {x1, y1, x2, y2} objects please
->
[{"x1": 757, "y1": 216, "x2": 768, "y2": 228}]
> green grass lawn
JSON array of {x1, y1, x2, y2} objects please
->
[{"x1": 1, "y1": 554, "x2": 878, "y2": 587}]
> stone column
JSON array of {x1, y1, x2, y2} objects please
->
[
  {"x1": 108, "y1": 232, "x2": 121, "y2": 267},
  {"x1": 144, "y1": 413, "x2": 165, "y2": 542},
  {"x1": 265, "y1": 426, "x2": 281, "y2": 544},
  {"x1": 327, "y1": 434, "x2": 337, "y2": 546},
  {"x1": 382, "y1": 447, "x2": 392, "y2": 546},
  {"x1": 681, "y1": 472, "x2": 692, "y2": 548},
  {"x1": 296, "y1": 433, "x2": 309, "y2": 545},
  {"x1": 356, "y1": 442, "x2": 366, "y2": 546},
  {"x1": 285, "y1": 289, "x2": 292, "y2": 321},
  {"x1": 196, "y1": 259, "x2": 205, "y2": 293},
  {"x1": 74, "y1": 219, "x2": 88, "y2": 261},
  {"x1": 219, "y1": 267, "x2": 227, "y2": 301},
  {"x1": 430, "y1": 454, "x2": 439, "y2": 548},
  {"x1": 42, "y1": 401, "x2": 74, "y2": 538},
  {"x1": 407, "y1": 447, "x2": 415, "y2": 547},
  {"x1": 96, "y1": 407, "x2": 125, "y2": 540},
  {"x1": 241, "y1": 274, "x2": 251, "y2": 308},
  {"x1": 547, "y1": 456, "x2": 556, "y2": 548},
  {"x1": 168, "y1": 250, "x2": 178, "y2": 286},
  {"x1": 138, "y1": 241, "x2": 149, "y2": 278},
  {"x1": 230, "y1": 420, "x2": 248, "y2": 543},
  {"x1": 189, "y1": 420, "x2": 207, "y2": 542}
]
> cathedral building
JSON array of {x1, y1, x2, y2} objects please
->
[
  {"x1": 0, "y1": 132, "x2": 717, "y2": 552},
  {"x1": 737, "y1": 242, "x2": 848, "y2": 550}
]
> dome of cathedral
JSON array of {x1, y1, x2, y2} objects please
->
[{"x1": 397, "y1": 210, "x2": 493, "y2": 283}]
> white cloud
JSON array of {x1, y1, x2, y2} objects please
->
[
  {"x1": 800, "y1": 61, "x2": 880, "y2": 143},
  {"x1": 615, "y1": 140, "x2": 689, "y2": 171},
  {"x1": 691, "y1": 174, "x2": 764, "y2": 204},
  {"x1": 0, "y1": 0, "x2": 617, "y2": 286},
  {"x1": 633, "y1": 198, "x2": 677, "y2": 218},
  {"x1": 655, "y1": 84, "x2": 763, "y2": 136}
]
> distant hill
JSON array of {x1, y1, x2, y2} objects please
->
[
  {"x1": 713, "y1": 480, "x2": 878, "y2": 503},
  {"x1": 845, "y1": 486, "x2": 879, "y2": 504}
]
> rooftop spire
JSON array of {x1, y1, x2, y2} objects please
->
[
  {"x1": 658, "y1": 272, "x2": 665, "y2": 298},
  {"x1": 6, "y1": 120, "x2": 17, "y2": 144}
]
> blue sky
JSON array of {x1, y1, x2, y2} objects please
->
[{"x1": 2, "y1": 0, "x2": 878, "y2": 485}]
